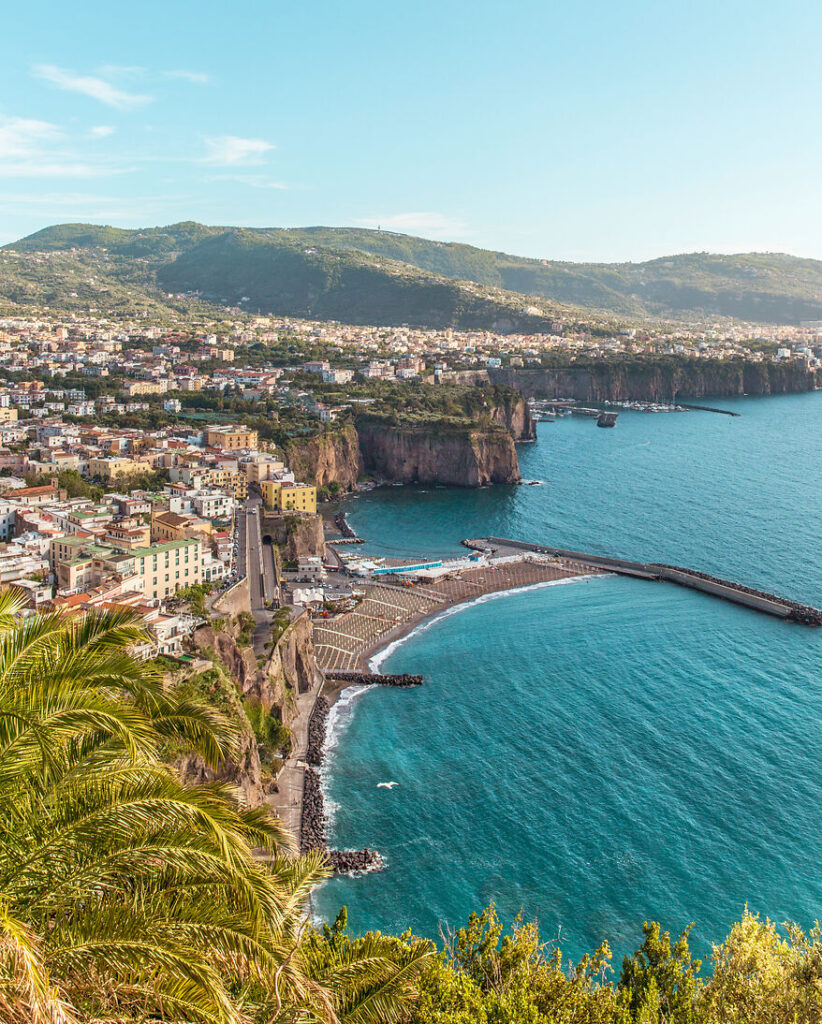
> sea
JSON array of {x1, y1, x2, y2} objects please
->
[{"x1": 312, "y1": 392, "x2": 822, "y2": 963}]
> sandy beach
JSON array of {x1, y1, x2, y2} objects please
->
[{"x1": 268, "y1": 554, "x2": 604, "y2": 850}]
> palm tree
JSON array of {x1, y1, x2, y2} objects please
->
[
  {"x1": 0, "y1": 589, "x2": 332, "y2": 1023},
  {"x1": 0, "y1": 590, "x2": 433, "y2": 1023},
  {"x1": 300, "y1": 909, "x2": 434, "y2": 1024}
]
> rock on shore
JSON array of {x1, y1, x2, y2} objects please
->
[{"x1": 301, "y1": 768, "x2": 383, "y2": 874}]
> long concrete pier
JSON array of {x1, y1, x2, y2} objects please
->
[{"x1": 464, "y1": 537, "x2": 822, "y2": 625}]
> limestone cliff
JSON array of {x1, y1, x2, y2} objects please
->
[
  {"x1": 356, "y1": 421, "x2": 521, "y2": 486},
  {"x1": 489, "y1": 360, "x2": 820, "y2": 403},
  {"x1": 175, "y1": 641, "x2": 263, "y2": 808},
  {"x1": 180, "y1": 611, "x2": 323, "y2": 807},
  {"x1": 488, "y1": 394, "x2": 536, "y2": 440},
  {"x1": 249, "y1": 611, "x2": 323, "y2": 716},
  {"x1": 285, "y1": 423, "x2": 362, "y2": 492},
  {"x1": 259, "y1": 510, "x2": 325, "y2": 559}
]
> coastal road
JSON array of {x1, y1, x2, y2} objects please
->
[
  {"x1": 243, "y1": 495, "x2": 319, "y2": 844},
  {"x1": 243, "y1": 497, "x2": 275, "y2": 650}
]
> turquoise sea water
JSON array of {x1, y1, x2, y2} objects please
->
[{"x1": 313, "y1": 392, "x2": 822, "y2": 960}]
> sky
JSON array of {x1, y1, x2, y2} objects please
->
[{"x1": 3, "y1": 0, "x2": 822, "y2": 262}]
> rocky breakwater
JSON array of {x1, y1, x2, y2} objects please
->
[
  {"x1": 357, "y1": 419, "x2": 521, "y2": 486},
  {"x1": 330, "y1": 511, "x2": 363, "y2": 544},
  {"x1": 301, "y1": 694, "x2": 383, "y2": 874},
  {"x1": 285, "y1": 423, "x2": 362, "y2": 493},
  {"x1": 324, "y1": 670, "x2": 424, "y2": 687}
]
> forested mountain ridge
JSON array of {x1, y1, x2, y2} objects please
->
[{"x1": 7, "y1": 221, "x2": 822, "y2": 325}]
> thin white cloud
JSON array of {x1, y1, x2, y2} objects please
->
[
  {"x1": 89, "y1": 125, "x2": 115, "y2": 138},
  {"x1": 33, "y1": 64, "x2": 153, "y2": 109},
  {"x1": 0, "y1": 161, "x2": 108, "y2": 179},
  {"x1": 206, "y1": 172, "x2": 287, "y2": 189},
  {"x1": 97, "y1": 64, "x2": 146, "y2": 76},
  {"x1": 0, "y1": 116, "x2": 61, "y2": 158},
  {"x1": 202, "y1": 135, "x2": 274, "y2": 166},
  {"x1": 0, "y1": 114, "x2": 125, "y2": 178},
  {"x1": 356, "y1": 212, "x2": 466, "y2": 237},
  {"x1": 165, "y1": 69, "x2": 210, "y2": 84}
]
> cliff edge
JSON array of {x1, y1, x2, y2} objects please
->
[{"x1": 356, "y1": 421, "x2": 521, "y2": 486}]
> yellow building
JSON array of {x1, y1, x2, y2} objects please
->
[
  {"x1": 151, "y1": 510, "x2": 212, "y2": 544},
  {"x1": 0, "y1": 408, "x2": 18, "y2": 423},
  {"x1": 126, "y1": 380, "x2": 168, "y2": 396},
  {"x1": 260, "y1": 479, "x2": 317, "y2": 514},
  {"x1": 206, "y1": 466, "x2": 246, "y2": 498},
  {"x1": 204, "y1": 425, "x2": 258, "y2": 451},
  {"x1": 88, "y1": 455, "x2": 155, "y2": 482},
  {"x1": 88, "y1": 456, "x2": 133, "y2": 481},
  {"x1": 206, "y1": 466, "x2": 248, "y2": 498}
]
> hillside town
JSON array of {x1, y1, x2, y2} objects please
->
[
  {"x1": 0, "y1": 411, "x2": 317, "y2": 652},
  {"x1": 0, "y1": 308, "x2": 821, "y2": 390},
  {"x1": 0, "y1": 303, "x2": 818, "y2": 664}
]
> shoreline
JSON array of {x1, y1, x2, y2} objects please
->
[
  {"x1": 360, "y1": 573, "x2": 603, "y2": 673},
  {"x1": 297, "y1": 568, "x2": 606, "y2": 875}
]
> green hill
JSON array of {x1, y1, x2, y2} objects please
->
[{"x1": 6, "y1": 221, "x2": 822, "y2": 325}]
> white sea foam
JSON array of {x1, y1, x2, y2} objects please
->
[
  {"x1": 320, "y1": 683, "x2": 376, "y2": 825},
  {"x1": 368, "y1": 573, "x2": 607, "y2": 673}
]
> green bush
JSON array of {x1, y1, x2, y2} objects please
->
[{"x1": 243, "y1": 697, "x2": 292, "y2": 759}]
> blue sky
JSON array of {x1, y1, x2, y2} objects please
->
[{"x1": 3, "y1": 0, "x2": 821, "y2": 261}]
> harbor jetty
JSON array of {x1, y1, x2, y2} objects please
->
[
  {"x1": 327, "y1": 511, "x2": 365, "y2": 545},
  {"x1": 676, "y1": 402, "x2": 740, "y2": 416},
  {"x1": 324, "y1": 670, "x2": 424, "y2": 687},
  {"x1": 464, "y1": 538, "x2": 822, "y2": 625}
]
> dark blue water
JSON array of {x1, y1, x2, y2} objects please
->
[{"x1": 314, "y1": 393, "x2": 822, "y2": 958}]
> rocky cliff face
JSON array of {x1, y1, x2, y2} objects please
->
[
  {"x1": 285, "y1": 424, "x2": 362, "y2": 491},
  {"x1": 488, "y1": 395, "x2": 536, "y2": 440},
  {"x1": 489, "y1": 361, "x2": 820, "y2": 402},
  {"x1": 177, "y1": 631, "x2": 263, "y2": 808},
  {"x1": 357, "y1": 422, "x2": 521, "y2": 486},
  {"x1": 259, "y1": 510, "x2": 325, "y2": 559},
  {"x1": 180, "y1": 611, "x2": 323, "y2": 808},
  {"x1": 250, "y1": 611, "x2": 323, "y2": 713}
]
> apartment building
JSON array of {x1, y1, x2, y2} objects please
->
[
  {"x1": 205, "y1": 465, "x2": 248, "y2": 498},
  {"x1": 204, "y1": 425, "x2": 258, "y2": 451},
  {"x1": 126, "y1": 380, "x2": 168, "y2": 396},
  {"x1": 52, "y1": 535, "x2": 202, "y2": 600},
  {"x1": 244, "y1": 454, "x2": 286, "y2": 483},
  {"x1": 260, "y1": 479, "x2": 317, "y2": 514},
  {"x1": 151, "y1": 510, "x2": 211, "y2": 545}
]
